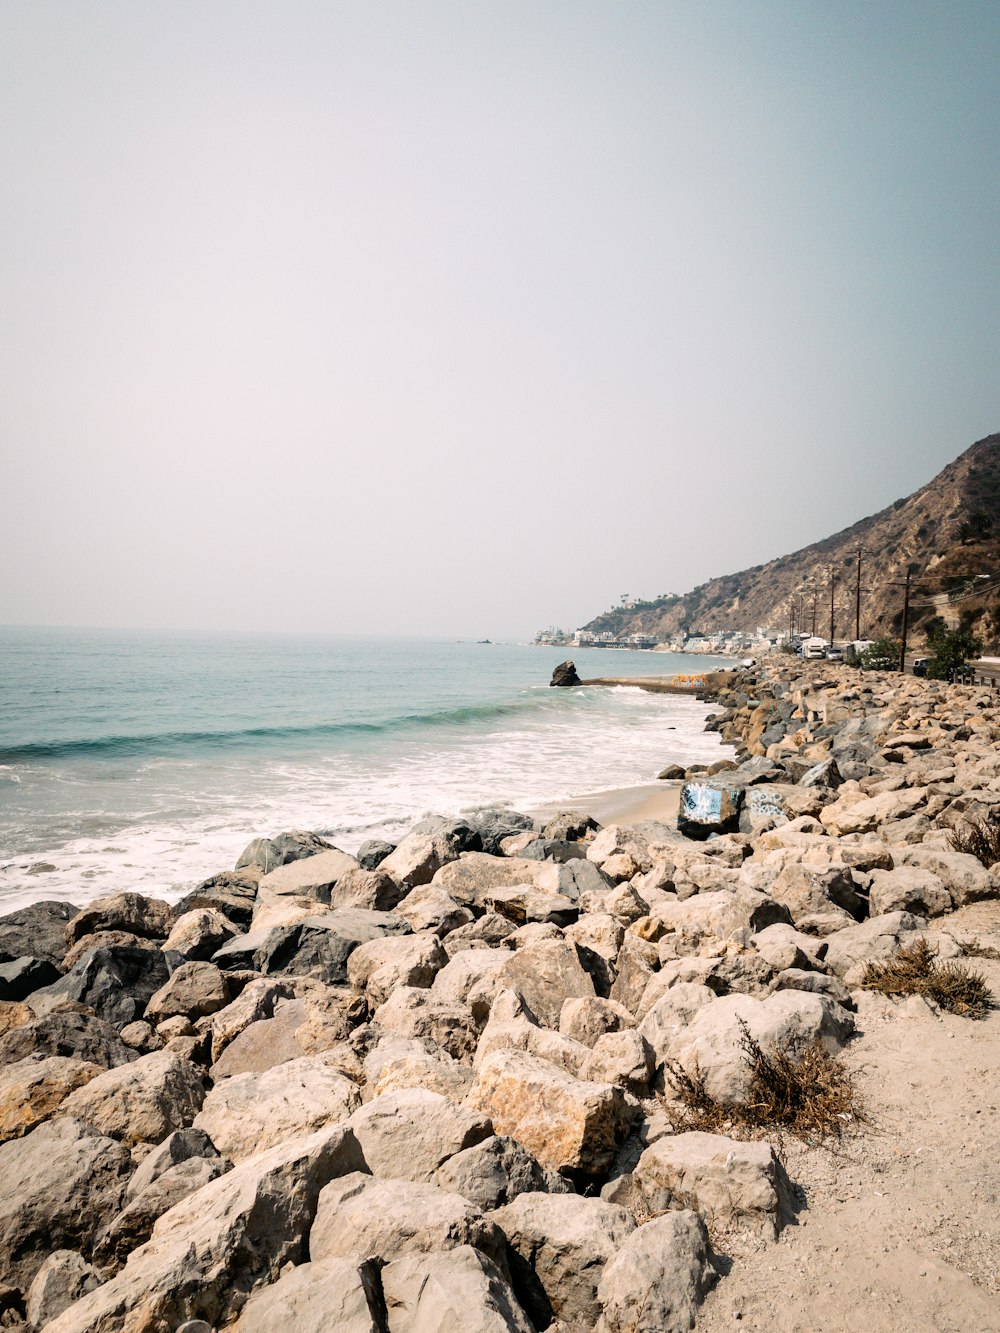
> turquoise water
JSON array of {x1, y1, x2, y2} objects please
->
[{"x1": 0, "y1": 628, "x2": 732, "y2": 908}]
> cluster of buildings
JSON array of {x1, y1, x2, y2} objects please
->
[{"x1": 534, "y1": 626, "x2": 792, "y2": 654}]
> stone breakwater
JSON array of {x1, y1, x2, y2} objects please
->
[{"x1": 0, "y1": 661, "x2": 997, "y2": 1330}]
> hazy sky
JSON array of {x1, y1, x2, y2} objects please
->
[{"x1": 3, "y1": 2, "x2": 998, "y2": 639}]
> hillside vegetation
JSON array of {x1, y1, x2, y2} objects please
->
[{"x1": 582, "y1": 433, "x2": 1000, "y2": 650}]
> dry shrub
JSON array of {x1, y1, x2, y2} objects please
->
[
  {"x1": 957, "y1": 936, "x2": 1000, "y2": 961},
  {"x1": 948, "y1": 817, "x2": 1000, "y2": 868},
  {"x1": 665, "y1": 1018, "x2": 861, "y2": 1143},
  {"x1": 862, "y1": 937, "x2": 993, "y2": 1019}
]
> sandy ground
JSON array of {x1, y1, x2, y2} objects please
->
[
  {"x1": 696, "y1": 900, "x2": 1000, "y2": 1333},
  {"x1": 531, "y1": 781, "x2": 681, "y2": 829}
]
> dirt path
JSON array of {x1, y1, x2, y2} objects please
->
[{"x1": 696, "y1": 902, "x2": 1000, "y2": 1333}]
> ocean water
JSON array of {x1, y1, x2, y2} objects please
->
[{"x1": 0, "y1": 628, "x2": 733, "y2": 911}]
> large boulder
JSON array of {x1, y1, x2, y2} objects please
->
[
  {"x1": 868, "y1": 867, "x2": 952, "y2": 918},
  {"x1": 348, "y1": 1087, "x2": 492, "y2": 1182},
  {"x1": 31, "y1": 946, "x2": 173, "y2": 1027},
  {"x1": 821, "y1": 911, "x2": 924, "y2": 980},
  {"x1": 489, "y1": 1191, "x2": 635, "y2": 1328},
  {"x1": 255, "y1": 848, "x2": 360, "y2": 903},
  {"x1": 382, "y1": 1245, "x2": 535, "y2": 1333},
  {"x1": 173, "y1": 871, "x2": 259, "y2": 929},
  {"x1": 677, "y1": 782, "x2": 743, "y2": 839},
  {"x1": 0, "y1": 955, "x2": 62, "y2": 1003},
  {"x1": 61, "y1": 1049, "x2": 206, "y2": 1146},
  {"x1": 378, "y1": 831, "x2": 464, "y2": 889},
  {"x1": 469, "y1": 808, "x2": 537, "y2": 856},
  {"x1": 0, "y1": 1054, "x2": 102, "y2": 1141},
  {"x1": 311, "y1": 1172, "x2": 507, "y2": 1270},
  {"x1": 430, "y1": 854, "x2": 561, "y2": 910},
  {"x1": 347, "y1": 933, "x2": 448, "y2": 1007},
  {"x1": 432, "y1": 1134, "x2": 572, "y2": 1211},
  {"x1": 206, "y1": 977, "x2": 297, "y2": 1063},
  {"x1": 595, "y1": 1210, "x2": 716, "y2": 1333},
  {"x1": 66, "y1": 893, "x2": 174, "y2": 944},
  {"x1": 550, "y1": 660, "x2": 581, "y2": 687},
  {"x1": 127, "y1": 1127, "x2": 222, "y2": 1199},
  {"x1": 667, "y1": 990, "x2": 854, "y2": 1105},
  {"x1": 236, "y1": 830, "x2": 333, "y2": 874},
  {"x1": 194, "y1": 1052, "x2": 360, "y2": 1162},
  {"x1": 0, "y1": 1116, "x2": 133, "y2": 1289},
  {"x1": 470, "y1": 1049, "x2": 634, "y2": 1177},
  {"x1": 329, "y1": 867, "x2": 401, "y2": 911},
  {"x1": 43, "y1": 1125, "x2": 366, "y2": 1333},
  {"x1": 372, "y1": 986, "x2": 479, "y2": 1061},
  {"x1": 162, "y1": 909, "x2": 239, "y2": 961},
  {"x1": 25, "y1": 1251, "x2": 102, "y2": 1331},
  {"x1": 489, "y1": 938, "x2": 596, "y2": 1028},
  {"x1": 896, "y1": 846, "x2": 999, "y2": 907},
  {"x1": 93, "y1": 1155, "x2": 232, "y2": 1268},
  {"x1": 231, "y1": 1256, "x2": 384, "y2": 1332},
  {"x1": 0, "y1": 1009, "x2": 136, "y2": 1069},
  {"x1": 0, "y1": 901, "x2": 78, "y2": 966},
  {"x1": 144, "y1": 961, "x2": 231, "y2": 1023},
  {"x1": 212, "y1": 910, "x2": 410, "y2": 985},
  {"x1": 618, "y1": 1131, "x2": 786, "y2": 1238}
]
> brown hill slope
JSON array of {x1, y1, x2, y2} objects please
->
[{"x1": 582, "y1": 433, "x2": 1000, "y2": 650}]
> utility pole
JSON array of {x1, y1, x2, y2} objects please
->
[
  {"x1": 898, "y1": 570, "x2": 911, "y2": 672},
  {"x1": 829, "y1": 567, "x2": 836, "y2": 644},
  {"x1": 855, "y1": 547, "x2": 864, "y2": 641}
]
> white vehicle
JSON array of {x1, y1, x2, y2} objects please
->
[{"x1": 802, "y1": 637, "x2": 829, "y2": 660}]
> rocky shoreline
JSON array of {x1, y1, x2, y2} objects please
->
[{"x1": 0, "y1": 661, "x2": 998, "y2": 1331}]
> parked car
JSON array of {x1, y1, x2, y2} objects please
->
[
  {"x1": 912, "y1": 657, "x2": 929, "y2": 677},
  {"x1": 825, "y1": 646, "x2": 844, "y2": 661}
]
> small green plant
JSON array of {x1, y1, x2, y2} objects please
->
[
  {"x1": 862, "y1": 938, "x2": 993, "y2": 1019},
  {"x1": 665, "y1": 1019, "x2": 861, "y2": 1141},
  {"x1": 948, "y1": 817, "x2": 1000, "y2": 868}
]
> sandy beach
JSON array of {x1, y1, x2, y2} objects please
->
[{"x1": 532, "y1": 780, "x2": 682, "y2": 830}]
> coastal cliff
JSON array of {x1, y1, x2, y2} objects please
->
[
  {"x1": 0, "y1": 660, "x2": 998, "y2": 1328},
  {"x1": 581, "y1": 433, "x2": 1000, "y2": 649}
]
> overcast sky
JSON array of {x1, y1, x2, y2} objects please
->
[{"x1": 2, "y1": 1, "x2": 998, "y2": 639}]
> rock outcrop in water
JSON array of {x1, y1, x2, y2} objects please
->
[
  {"x1": 549, "y1": 660, "x2": 581, "y2": 687},
  {"x1": 0, "y1": 673, "x2": 998, "y2": 1329}
]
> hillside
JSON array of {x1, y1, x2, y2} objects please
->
[{"x1": 582, "y1": 433, "x2": 1000, "y2": 650}]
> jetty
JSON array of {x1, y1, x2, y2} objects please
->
[{"x1": 549, "y1": 659, "x2": 733, "y2": 694}]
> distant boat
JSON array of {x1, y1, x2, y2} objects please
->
[{"x1": 477, "y1": 639, "x2": 492, "y2": 644}]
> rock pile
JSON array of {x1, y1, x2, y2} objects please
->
[{"x1": 0, "y1": 660, "x2": 997, "y2": 1330}]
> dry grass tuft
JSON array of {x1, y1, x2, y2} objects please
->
[
  {"x1": 665, "y1": 1019, "x2": 861, "y2": 1143},
  {"x1": 862, "y1": 937, "x2": 993, "y2": 1019},
  {"x1": 956, "y1": 935, "x2": 1000, "y2": 961},
  {"x1": 948, "y1": 817, "x2": 1000, "y2": 868}
]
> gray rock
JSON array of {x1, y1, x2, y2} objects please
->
[
  {"x1": 94, "y1": 1154, "x2": 232, "y2": 1267},
  {"x1": 0, "y1": 955, "x2": 62, "y2": 1001},
  {"x1": 256, "y1": 848, "x2": 361, "y2": 903},
  {"x1": 822, "y1": 911, "x2": 924, "y2": 979},
  {"x1": 356, "y1": 838, "x2": 397, "y2": 871},
  {"x1": 231, "y1": 1256, "x2": 384, "y2": 1332},
  {"x1": 0, "y1": 900, "x2": 78, "y2": 966},
  {"x1": 490, "y1": 939, "x2": 596, "y2": 1029},
  {"x1": 489, "y1": 1191, "x2": 635, "y2": 1328},
  {"x1": 329, "y1": 867, "x2": 401, "y2": 911},
  {"x1": 31, "y1": 945, "x2": 174, "y2": 1028},
  {"x1": 432, "y1": 1134, "x2": 572, "y2": 1210},
  {"x1": 173, "y1": 871, "x2": 259, "y2": 929},
  {"x1": 127, "y1": 1126, "x2": 221, "y2": 1198},
  {"x1": 550, "y1": 660, "x2": 581, "y2": 687},
  {"x1": 543, "y1": 810, "x2": 601, "y2": 842},
  {"x1": 312, "y1": 1172, "x2": 508, "y2": 1270},
  {"x1": 349, "y1": 1087, "x2": 492, "y2": 1181},
  {"x1": 0, "y1": 1009, "x2": 136, "y2": 1069},
  {"x1": 194, "y1": 1052, "x2": 359, "y2": 1162},
  {"x1": 25, "y1": 1251, "x2": 101, "y2": 1331},
  {"x1": 382, "y1": 1245, "x2": 535, "y2": 1333},
  {"x1": 236, "y1": 830, "x2": 334, "y2": 874},
  {"x1": 469, "y1": 808, "x2": 537, "y2": 856},
  {"x1": 595, "y1": 1210, "x2": 716, "y2": 1333},
  {"x1": 61, "y1": 1049, "x2": 206, "y2": 1145},
  {"x1": 42, "y1": 1124, "x2": 366, "y2": 1333},
  {"x1": 213, "y1": 910, "x2": 410, "y2": 984},
  {"x1": 677, "y1": 782, "x2": 743, "y2": 839},
  {"x1": 0, "y1": 1116, "x2": 132, "y2": 1289}
]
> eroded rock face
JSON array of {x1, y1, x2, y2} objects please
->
[
  {"x1": 382, "y1": 1245, "x2": 536, "y2": 1333},
  {"x1": 0, "y1": 1054, "x2": 102, "y2": 1142},
  {"x1": 0, "y1": 900, "x2": 79, "y2": 967},
  {"x1": 32, "y1": 946, "x2": 173, "y2": 1028},
  {"x1": 25, "y1": 1250, "x2": 102, "y2": 1330}
]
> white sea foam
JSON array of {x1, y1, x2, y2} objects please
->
[{"x1": 0, "y1": 686, "x2": 732, "y2": 912}]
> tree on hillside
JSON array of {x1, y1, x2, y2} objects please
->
[{"x1": 925, "y1": 624, "x2": 983, "y2": 680}]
